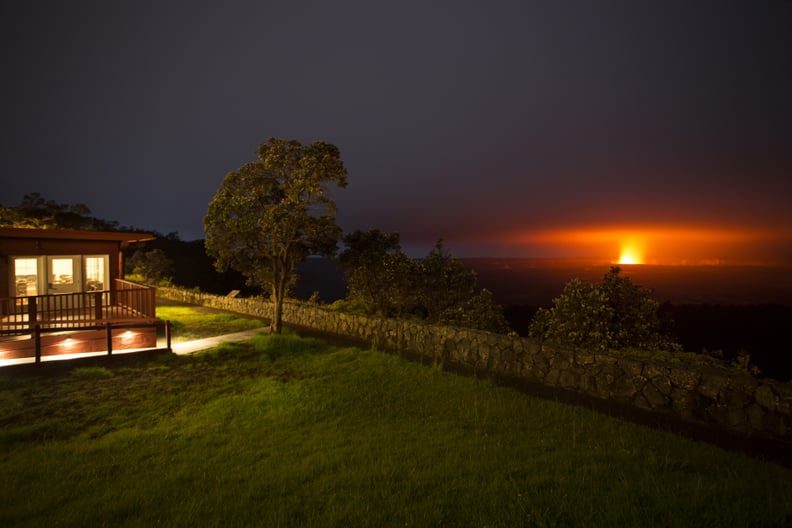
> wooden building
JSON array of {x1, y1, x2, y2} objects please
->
[{"x1": 0, "y1": 227, "x2": 164, "y2": 364}]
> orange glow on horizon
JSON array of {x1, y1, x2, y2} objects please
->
[
  {"x1": 502, "y1": 224, "x2": 789, "y2": 265},
  {"x1": 618, "y1": 246, "x2": 643, "y2": 265}
]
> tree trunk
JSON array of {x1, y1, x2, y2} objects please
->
[
  {"x1": 271, "y1": 293, "x2": 283, "y2": 334},
  {"x1": 270, "y1": 261, "x2": 287, "y2": 334},
  {"x1": 270, "y1": 278, "x2": 284, "y2": 333}
]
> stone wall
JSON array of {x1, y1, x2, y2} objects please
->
[{"x1": 157, "y1": 286, "x2": 792, "y2": 442}]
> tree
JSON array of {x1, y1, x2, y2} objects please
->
[
  {"x1": 338, "y1": 235, "x2": 509, "y2": 333},
  {"x1": 529, "y1": 266, "x2": 680, "y2": 352},
  {"x1": 204, "y1": 138, "x2": 348, "y2": 333},
  {"x1": 415, "y1": 240, "x2": 477, "y2": 321},
  {"x1": 414, "y1": 241, "x2": 509, "y2": 332},
  {"x1": 599, "y1": 266, "x2": 675, "y2": 350},
  {"x1": 0, "y1": 192, "x2": 119, "y2": 230},
  {"x1": 528, "y1": 278, "x2": 614, "y2": 350},
  {"x1": 126, "y1": 248, "x2": 174, "y2": 284},
  {"x1": 437, "y1": 288, "x2": 511, "y2": 334},
  {"x1": 338, "y1": 229, "x2": 415, "y2": 317}
]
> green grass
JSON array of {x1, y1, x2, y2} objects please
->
[
  {"x1": 156, "y1": 304, "x2": 265, "y2": 341},
  {"x1": 1, "y1": 334, "x2": 791, "y2": 527}
]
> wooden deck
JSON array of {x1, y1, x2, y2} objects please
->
[
  {"x1": 0, "y1": 280, "x2": 164, "y2": 364},
  {"x1": 0, "y1": 279, "x2": 156, "y2": 335}
]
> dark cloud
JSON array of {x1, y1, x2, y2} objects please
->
[{"x1": 3, "y1": 1, "x2": 791, "y2": 259}]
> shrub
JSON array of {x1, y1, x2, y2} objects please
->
[
  {"x1": 339, "y1": 233, "x2": 510, "y2": 333},
  {"x1": 529, "y1": 267, "x2": 680, "y2": 353}
]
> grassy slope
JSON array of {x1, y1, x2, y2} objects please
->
[
  {"x1": 156, "y1": 304, "x2": 266, "y2": 341},
  {"x1": 1, "y1": 333, "x2": 791, "y2": 527}
]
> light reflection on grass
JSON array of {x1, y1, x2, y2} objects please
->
[
  {"x1": 156, "y1": 304, "x2": 265, "y2": 342},
  {"x1": 0, "y1": 333, "x2": 790, "y2": 526}
]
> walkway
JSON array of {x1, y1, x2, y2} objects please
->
[
  {"x1": 0, "y1": 327, "x2": 269, "y2": 367},
  {"x1": 168, "y1": 327, "x2": 269, "y2": 355}
]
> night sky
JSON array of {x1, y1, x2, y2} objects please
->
[{"x1": 3, "y1": 1, "x2": 791, "y2": 261}]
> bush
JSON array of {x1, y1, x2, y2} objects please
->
[
  {"x1": 339, "y1": 233, "x2": 510, "y2": 333},
  {"x1": 529, "y1": 267, "x2": 680, "y2": 353}
]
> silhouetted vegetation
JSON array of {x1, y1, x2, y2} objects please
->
[
  {"x1": 5, "y1": 192, "x2": 788, "y2": 378},
  {"x1": 337, "y1": 229, "x2": 412, "y2": 316},
  {"x1": 529, "y1": 267, "x2": 680, "y2": 353},
  {"x1": 125, "y1": 248, "x2": 174, "y2": 284},
  {"x1": 503, "y1": 301, "x2": 791, "y2": 381},
  {"x1": 337, "y1": 232, "x2": 509, "y2": 333},
  {"x1": 0, "y1": 192, "x2": 122, "y2": 230},
  {"x1": 668, "y1": 303, "x2": 792, "y2": 381},
  {"x1": 417, "y1": 241, "x2": 509, "y2": 333},
  {"x1": 124, "y1": 237, "x2": 251, "y2": 296}
]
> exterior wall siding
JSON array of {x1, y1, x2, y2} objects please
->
[{"x1": 0, "y1": 239, "x2": 122, "y2": 298}]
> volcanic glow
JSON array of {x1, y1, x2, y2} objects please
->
[
  {"x1": 502, "y1": 225, "x2": 788, "y2": 264},
  {"x1": 618, "y1": 246, "x2": 643, "y2": 265}
]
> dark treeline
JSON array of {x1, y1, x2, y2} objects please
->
[
  {"x1": 504, "y1": 303, "x2": 792, "y2": 382},
  {"x1": 130, "y1": 241, "x2": 792, "y2": 381},
  {"x1": 669, "y1": 304, "x2": 792, "y2": 381},
  {"x1": 126, "y1": 237, "x2": 254, "y2": 297},
  {"x1": 4, "y1": 194, "x2": 789, "y2": 380},
  {"x1": 151, "y1": 246, "x2": 792, "y2": 381},
  {"x1": 1, "y1": 192, "x2": 129, "y2": 232}
]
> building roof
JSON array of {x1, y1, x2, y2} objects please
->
[{"x1": 0, "y1": 227, "x2": 156, "y2": 245}]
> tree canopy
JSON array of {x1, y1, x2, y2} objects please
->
[
  {"x1": 0, "y1": 192, "x2": 120, "y2": 231},
  {"x1": 337, "y1": 229, "x2": 413, "y2": 317},
  {"x1": 529, "y1": 266, "x2": 680, "y2": 352},
  {"x1": 125, "y1": 248, "x2": 174, "y2": 285},
  {"x1": 338, "y1": 232, "x2": 509, "y2": 333},
  {"x1": 204, "y1": 138, "x2": 348, "y2": 333}
]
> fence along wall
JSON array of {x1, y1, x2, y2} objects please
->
[{"x1": 158, "y1": 287, "x2": 792, "y2": 442}]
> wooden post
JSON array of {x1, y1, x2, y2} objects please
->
[
  {"x1": 147, "y1": 287, "x2": 155, "y2": 318},
  {"x1": 28, "y1": 296, "x2": 38, "y2": 330},
  {"x1": 94, "y1": 291, "x2": 103, "y2": 321},
  {"x1": 34, "y1": 324, "x2": 41, "y2": 363},
  {"x1": 106, "y1": 325, "x2": 113, "y2": 355},
  {"x1": 165, "y1": 320, "x2": 171, "y2": 351}
]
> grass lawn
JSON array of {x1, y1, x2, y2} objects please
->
[
  {"x1": 156, "y1": 302, "x2": 266, "y2": 342},
  {"x1": 1, "y1": 331, "x2": 791, "y2": 527}
]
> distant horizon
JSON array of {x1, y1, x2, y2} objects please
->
[
  {"x1": 296, "y1": 254, "x2": 792, "y2": 306},
  {"x1": 301, "y1": 252, "x2": 792, "y2": 268},
  {"x1": 457, "y1": 256, "x2": 792, "y2": 267},
  {"x1": 459, "y1": 257, "x2": 792, "y2": 307}
]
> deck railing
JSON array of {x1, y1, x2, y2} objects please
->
[
  {"x1": 0, "y1": 280, "x2": 156, "y2": 336},
  {"x1": 113, "y1": 279, "x2": 156, "y2": 318}
]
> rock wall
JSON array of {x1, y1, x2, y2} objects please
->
[{"x1": 157, "y1": 287, "x2": 792, "y2": 441}]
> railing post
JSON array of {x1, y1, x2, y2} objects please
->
[
  {"x1": 34, "y1": 324, "x2": 42, "y2": 363},
  {"x1": 149, "y1": 287, "x2": 155, "y2": 317},
  {"x1": 94, "y1": 291, "x2": 103, "y2": 321},
  {"x1": 106, "y1": 324, "x2": 113, "y2": 356},
  {"x1": 28, "y1": 296, "x2": 38, "y2": 330},
  {"x1": 165, "y1": 320, "x2": 171, "y2": 351}
]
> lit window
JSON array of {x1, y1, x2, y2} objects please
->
[
  {"x1": 14, "y1": 258, "x2": 39, "y2": 296},
  {"x1": 50, "y1": 258, "x2": 74, "y2": 285},
  {"x1": 85, "y1": 256, "x2": 107, "y2": 291}
]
